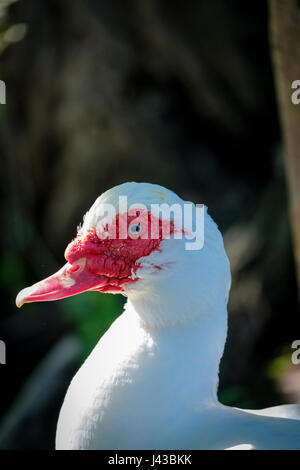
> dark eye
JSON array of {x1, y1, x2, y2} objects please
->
[{"x1": 128, "y1": 223, "x2": 141, "y2": 235}]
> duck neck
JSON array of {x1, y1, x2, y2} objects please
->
[{"x1": 125, "y1": 296, "x2": 228, "y2": 407}]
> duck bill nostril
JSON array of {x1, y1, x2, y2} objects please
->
[
  {"x1": 67, "y1": 264, "x2": 80, "y2": 274},
  {"x1": 66, "y1": 257, "x2": 87, "y2": 275}
]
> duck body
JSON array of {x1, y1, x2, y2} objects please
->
[
  {"x1": 56, "y1": 303, "x2": 223, "y2": 450},
  {"x1": 56, "y1": 302, "x2": 300, "y2": 450}
]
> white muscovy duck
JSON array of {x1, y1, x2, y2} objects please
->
[{"x1": 16, "y1": 182, "x2": 300, "y2": 449}]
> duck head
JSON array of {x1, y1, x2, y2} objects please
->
[{"x1": 16, "y1": 182, "x2": 231, "y2": 329}]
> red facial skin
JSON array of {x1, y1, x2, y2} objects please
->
[
  {"x1": 16, "y1": 211, "x2": 174, "y2": 307},
  {"x1": 64, "y1": 212, "x2": 163, "y2": 292}
]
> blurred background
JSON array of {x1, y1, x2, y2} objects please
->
[{"x1": 0, "y1": 0, "x2": 300, "y2": 449}]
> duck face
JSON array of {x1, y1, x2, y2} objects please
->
[{"x1": 16, "y1": 207, "x2": 177, "y2": 307}]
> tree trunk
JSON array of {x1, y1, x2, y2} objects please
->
[{"x1": 269, "y1": 0, "x2": 300, "y2": 300}]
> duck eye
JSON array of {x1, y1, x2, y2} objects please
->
[{"x1": 128, "y1": 223, "x2": 141, "y2": 235}]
